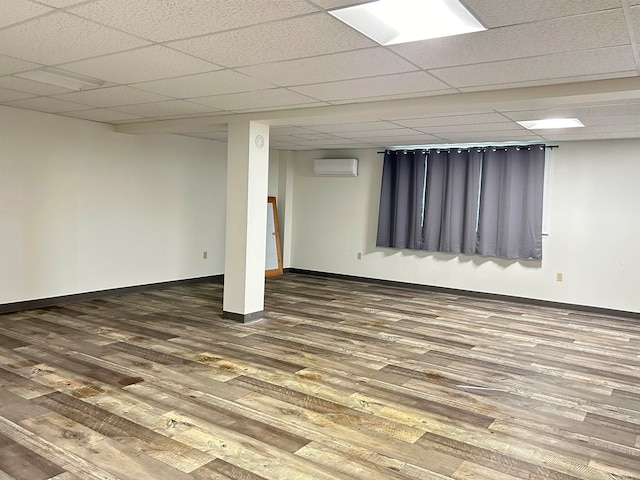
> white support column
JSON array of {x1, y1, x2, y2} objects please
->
[{"x1": 223, "y1": 120, "x2": 270, "y2": 323}]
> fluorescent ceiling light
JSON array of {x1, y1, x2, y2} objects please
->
[
  {"x1": 517, "y1": 118, "x2": 585, "y2": 130},
  {"x1": 329, "y1": 0, "x2": 486, "y2": 46},
  {"x1": 14, "y1": 68, "x2": 104, "y2": 90}
]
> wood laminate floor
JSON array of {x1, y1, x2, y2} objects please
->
[{"x1": 0, "y1": 273, "x2": 639, "y2": 479}]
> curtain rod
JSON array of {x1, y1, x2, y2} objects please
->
[{"x1": 377, "y1": 145, "x2": 559, "y2": 154}]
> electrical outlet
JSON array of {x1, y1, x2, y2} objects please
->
[
  {"x1": 556, "y1": 272, "x2": 563, "y2": 282},
  {"x1": 357, "y1": 252, "x2": 362, "y2": 260},
  {"x1": 203, "y1": 251, "x2": 208, "y2": 260}
]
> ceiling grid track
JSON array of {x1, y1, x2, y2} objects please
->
[
  {"x1": 620, "y1": 0, "x2": 640, "y2": 75},
  {"x1": 2, "y1": 1, "x2": 640, "y2": 147}
]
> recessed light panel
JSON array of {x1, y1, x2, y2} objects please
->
[
  {"x1": 329, "y1": 0, "x2": 486, "y2": 46},
  {"x1": 14, "y1": 68, "x2": 104, "y2": 91},
  {"x1": 517, "y1": 118, "x2": 585, "y2": 130}
]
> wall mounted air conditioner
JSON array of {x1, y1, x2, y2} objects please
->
[{"x1": 313, "y1": 158, "x2": 358, "y2": 177}]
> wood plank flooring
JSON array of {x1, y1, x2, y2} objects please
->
[{"x1": 1, "y1": 273, "x2": 639, "y2": 479}]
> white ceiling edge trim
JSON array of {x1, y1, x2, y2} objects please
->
[{"x1": 115, "y1": 77, "x2": 640, "y2": 135}]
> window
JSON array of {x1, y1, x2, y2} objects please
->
[{"x1": 376, "y1": 145, "x2": 546, "y2": 260}]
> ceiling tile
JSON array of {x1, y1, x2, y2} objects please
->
[
  {"x1": 0, "y1": 0, "x2": 53, "y2": 29},
  {"x1": 296, "y1": 137, "x2": 388, "y2": 146},
  {"x1": 233, "y1": 102, "x2": 331, "y2": 113},
  {"x1": 464, "y1": 0, "x2": 622, "y2": 28},
  {"x1": 416, "y1": 122, "x2": 525, "y2": 134},
  {"x1": 579, "y1": 114, "x2": 640, "y2": 126},
  {"x1": 0, "y1": 55, "x2": 40, "y2": 75},
  {"x1": 293, "y1": 133, "x2": 342, "y2": 141},
  {"x1": 152, "y1": 111, "x2": 235, "y2": 122},
  {"x1": 270, "y1": 134, "x2": 311, "y2": 144},
  {"x1": 328, "y1": 90, "x2": 460, "y2": 106},
  {"x1": 52, "y1": 86, "x2": 172, "y2": 108},
  {"x1": 391, "y1": 9, "x2": 629, "y2": 70},
  {"x1": 627, "y1": 6, "x2": 640, "y2": 39},
  {"x1": 537, "y1": 124, "x2": 640, "y2": 142},
  {"x1": 359, "y1": 134, "x2": 442, "y2": 146},
  {"x1": 501, "y1": 103, "x2": 640, "y2": 121},
  {"x1": 112, "y1": 100, "x2": 220, "y2": 118},
  {"x1": 310, "y1": 0, "x2": 371, "y2": 7},
  {"x1": 305, "y1": 121, "x2": 402, "y2": 133},
  {"x1": 390, "y1": 113, "x2": 508, "y2": 128},
  {"x1": 134, "y1": 70, "x2": 275, "y2": 98},
  {"x1": 0, "y1": 87, "x2": 34, "y2": 102},
  {"x1": 430, "y1": 46, "x2": 636, "y2": 89},
  {"x1": 3, "y1": 96, "x2": 90, "y2": 113},
  {"x1": 334, "y1": 128, "x2": 410, "y2": 138},
  {"x1": 0, "y1": 12, "x2": 149, "y2": 65},
  {"x1": 290, "y1": 72, "x2": 450, "y2": 102},
  {"x1": 540, "y1": 130, "x2": 640, "y2": 141},
  {"x1": 60, "y1": 45, "x2": 220, "y2": 84},
  {"x1": 237, "y1": 48, "x2": 418, "y2": 86},
  {"x1": 191, "y1": 88, "x2": 321, "y2": 111},
  {"x1": 440, "y1": 131, "x2": 544, "y2": 143},
  {"x1": 552, "y1": 124, "x2": 640, "y2": 134},
  {"x1": 167, "y1": 13, "x2": 375, "y2": 68},
  {"x1": 290, "y1": 144, "x2": 379, "y2": 150},
  {"x1": 37, "y1": 0, "x2": 87, "y2": 6},
  {"x1": 70, "y1": 0, "x2": 318, "y2": 42},
  {"x1": 0, "y1": 75, "x2": 72, "y2": 95},
  {"x1": 457, "y1": 71, "x2": 636, "y2": 92},
  {"x1": 269, "y1": 126, "x2": 312, "y2": 136},
  {"x1": 60, "y1": 108, "x2": 144, "y2": 122}
]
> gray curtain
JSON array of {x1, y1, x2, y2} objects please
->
[
  {"x1": 476, "y1": 145, "x2": 545, "y2": 259},
  {"x1": 376, "y1": 150, "x2": 426, "y2": 249},
  {"x1": 421, "y1": 149, "x2": 482, "y2": 254}
]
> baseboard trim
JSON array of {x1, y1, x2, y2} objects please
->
[
  {"x1": 0, "y1": 275, "x2": 224, "y2": 315},
  {"x1": 5, "y1": 269, "x2": 635, "y2": 321},
  {"x1": 222, "y1": 310, "x2": 265, "y2": 324},
  {"x1": 288, "y1": 268, "x2": 640, "y2": 320}
]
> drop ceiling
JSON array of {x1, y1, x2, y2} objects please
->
[{"x1": 2, "y1": 0, "x2": 640, "y2": 149}]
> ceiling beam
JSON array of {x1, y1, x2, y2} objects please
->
[{"x1": 115, "y1": 76, "x2": 640, "y2": 135}]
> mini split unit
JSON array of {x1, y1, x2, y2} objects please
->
[{"x1": 313, "y1": 158, "x2": 358, "y2": 177}]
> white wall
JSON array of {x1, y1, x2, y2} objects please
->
[
  {"x1": 267, "y1": 149, "x2": 279, "y2": 197},
  {"x1": 0, "y1": 106, "x2": 227, "y2": 304},
  {"x1": 290, "y1": 141, "x2": 640, "y2": 313},
  {"x1": 4, "y1": 104, "x2": 638, "y2": 314},
  {"x1": 277, "y1": 151, "x2": 295, "y2": 269}
]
